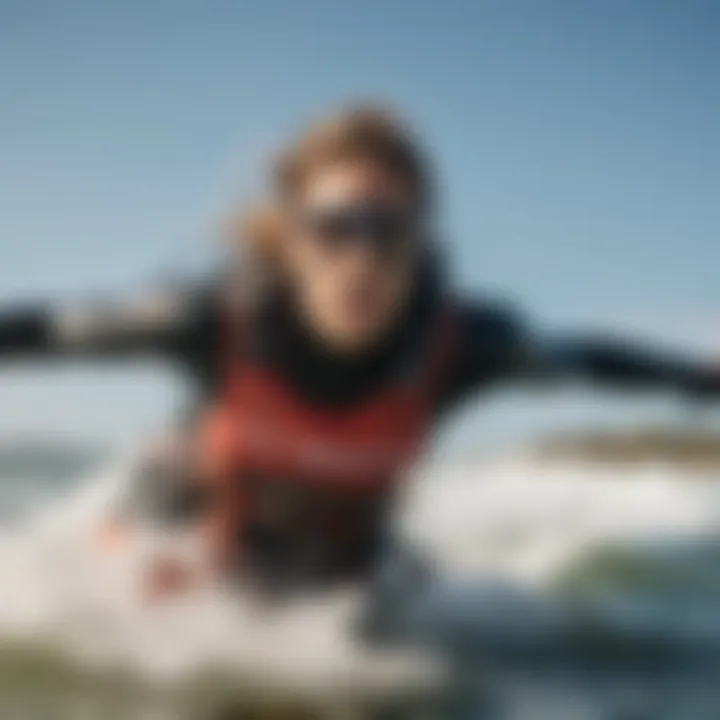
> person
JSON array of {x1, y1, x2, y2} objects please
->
[{"x1": 1, "y1": 105, "x2": 718, "y2": 597}]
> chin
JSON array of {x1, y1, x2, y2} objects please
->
[{"x1": 322, "y1": 320, "x2": 377, "y2": 355}]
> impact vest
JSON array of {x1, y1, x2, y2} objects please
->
[{"x1": 200, "y1": 300, "x2": 459, "y2": 582}]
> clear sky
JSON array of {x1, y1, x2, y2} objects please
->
[{"x1": 1, "y1": 0, "x2": 718, "y2": 452}]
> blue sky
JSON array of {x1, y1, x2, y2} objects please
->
[{"x1": 1, "y1": 0, "x2": 718, "y2": 452}]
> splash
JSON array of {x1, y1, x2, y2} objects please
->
[{"x1": 2, "y1": 450, "x2": 720, "y2": 716}]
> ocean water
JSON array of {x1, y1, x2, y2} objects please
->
[{"x1": 1, "y1": 447, "x2": 720, "y2": 718}]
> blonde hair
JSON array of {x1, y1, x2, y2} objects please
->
[
  {"x1": 229, "y1": 104, "x2": 431, "y2": 272},
  {"x1": 230, "y1": 199, "x2": 286, "y2": 271}
]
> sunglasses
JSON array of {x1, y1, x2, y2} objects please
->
[{"x1": 298, "y1": 204, "x2": 419, "y2": 255}]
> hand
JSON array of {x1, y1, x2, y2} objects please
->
[
  {"x1": 144, "y1": 556, "x2": 195, "y2": 602},
  {"x1": 686, "y1": 366, "x2": 720, "y2": 401},
  {"x1": 92, "y1": 517, "x2": 130, "y2": 552}
]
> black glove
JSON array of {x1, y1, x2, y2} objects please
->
[{"x1": 683, "y1": 365, "x2": 720, "y2": 401}]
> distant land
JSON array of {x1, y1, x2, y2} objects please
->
[
  {"x1": 1, "y1": 429, "x2": 719, "y2": 480},
  {"x1": 535, "y1": 427, "x2": 720, "y2": 468}
]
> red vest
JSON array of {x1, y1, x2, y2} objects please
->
[{"x1": 201, "y1": 302, "x2": 457, "y2": 544}]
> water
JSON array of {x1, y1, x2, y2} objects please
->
[{"x1": 1, "y1": 446, "x2": 720, "y2": 718}]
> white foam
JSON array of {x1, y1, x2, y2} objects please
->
[
  {"x1": 403, "y1": 458, "x2": 720, "y2": 584},
  {"x1": 0, "y1": 452, "x2": 446, "y2": 702},
  {"x1": 2, "y1": 451, "x2": 720, "y2": 700}
]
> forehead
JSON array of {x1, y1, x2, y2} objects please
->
[{"x1": 298, "y1": 159, "x2": 413, "y2": 208}]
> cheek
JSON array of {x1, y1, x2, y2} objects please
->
[
  {"x1": 336, "y1": 259, "x2": 408, "y2": 323},
  {"x1": 286, "y1": 237, "x2": 341, "y2": 303},
  {"x1": 366, "y1": 267, "x2": 404, "y2": 309},
  {"x1": 370, "y1": 258, "x2": 417, "y2": 316},
  {"x1": 285, "y1": 235, "x2": 321, "y2": 281}
]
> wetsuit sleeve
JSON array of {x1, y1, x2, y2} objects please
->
[
  {"x1": 441, "y1": 299, "x2": 720, "y2": 409},
  {"x1": 524, "y1": 332, "x2": 720, "y2": 398},
  {"x1": 437, "y1": 301, "x2": 528, "y2": 412},
  {"x1": 0, "y1": 282, "x2": 217, "y2": 364}
]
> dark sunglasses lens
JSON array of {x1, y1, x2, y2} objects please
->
[{"x1": 308, "y1": 208, "x2": 413, "y2": 252}]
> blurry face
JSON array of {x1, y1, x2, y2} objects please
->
[{"x1": 285, "y1": 160, "x2": 422, "y2": 354}]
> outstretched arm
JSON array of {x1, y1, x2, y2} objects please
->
[
  {"x1": 440, "y1": 301, "x2": 720, "y2": 410},
  {"x1": 525, "y1": 331, "x2": 720, "y2": 398},
  {"x1": 0, "y1": 282, "x2": 216, "y2": 364}
]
